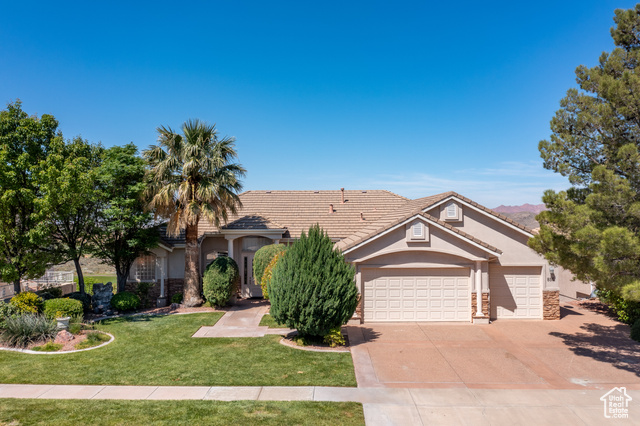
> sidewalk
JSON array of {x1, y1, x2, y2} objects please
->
[
  {"x1": 191, "y1": 299, "x2": 293, "y2": 338},
  {"x1": 1, "y1": 384, "x2": 637, "y2": 425}
]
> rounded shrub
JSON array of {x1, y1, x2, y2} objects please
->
[
  {"x1": 253, "y1": 244, "x2": 288, "y2": 288},
  {"x1": 67, "y1": 292, "x2": 92, "y2": 312},
  {"x1": 111, "y1": 291, "x2": 141, "y2": 311},
  {"x1": 10, "y1": 292, "x2": 44, "y2": 314},
  {"x1": 631, "y1": 319, "x2": 640, "y2": 342},
  {"x1": 269, "y1": 225, "x2": 358, "y2": 338},
  {"x1": 43, "y1": 298, "x2": 83, "y2": 319},
  {"x1": 260, "y1": 251, "x2": 285, "y2": 300},
  {"x1": 37, "y1": 286, "x2": 63, "y2": 300},
  {"x1": 171, "y1": 293, "x2": 183, "y2": 304},
  {"x1": 203, "y1": 256, "x2": 239, "y2": 307}
]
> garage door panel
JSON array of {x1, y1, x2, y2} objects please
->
[
  {"x1": 363, "y1": 268, "x2": 470, "y2": 322},
  {"x1": 490, "y1": 266, "x2": 542, "y2": 320}
]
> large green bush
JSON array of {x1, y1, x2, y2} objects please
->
[
  {"x1": 269, "y1": 225, "x2": 358, "y2": 338},
  {"x1": 631, "y1": 319, "x2": 640, "y2": 343},
  {"x1": 10, "y1": 292, "x2": 44, "y2": 314},
  {"x1": 1, "y1": 314, "x2": 57, "y2": 348},
  {"x1": 203, "y1": 256, "x2": 239, "y2": 307},
  {"x1": 111, "y1": 291, "x2": 140, "y2": 311},
  {"x1": 598, "y1": 288, "x2": 640, "y2": 325},
  {"x1": 260, "y1": 251, "x2": 285, "y2": 300},
  {"x1": 43, "y1": 298, "x2": 83, "y2": 319},
  {"x1": 253, "y1": 244, "x2": 287, "y2": 288},
  {"x1": 36, "y1": 286, "x2": 63, "y2": 300},
  {"x1": 67, "y1": 292, "x2": 92, "y2": 312}
]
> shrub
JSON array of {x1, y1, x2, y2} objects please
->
[
  {"x1": 37, "y1": 286, "x2": 63, "y2": 300},
  {"x1": 269, "y1": 225, "x2": 358, "y2": 339},
  {"x1": 598, "y1": 288, "x2": 640, "y2": 325},
  {"x1": 203, "y1": 256, "x2": 239, "y2": 307},
  {"x1": 260, "y1": 251, "x2": 285, "y2": 300},
  {"x1": 110, "y1": 291, "x2": 140, "y2": 311},
  {"x1": 0, "y1": 301, "x2": 18, "y2": 329},
  {"x1": 631, "y1": 319, "x2": 640, "y2": 342},
  {"x1": 136, "y1": 281, "x2": 155, "y2": 308},
  {"x1": 68, "y1": 314, "x2": 85, "y2": 335},
  {"x1": 253, "y1": 244, "x2": 288, "y2": 288},
  {"x1": 33, "y1": 342, "x2": 63, "y2": 352},
  {"x1": 323, "y1": 327, "x2": 346, "y2": 347},
  {"x1": 67, "y1": 292, "x2": 92, "y2": 312},
  {"x1": 171, "y1": 293, "x2": 183, "y2": 304},
  {"x1": 43, "y1": 298, "x2": 83, "y2": 319},
  {"x1": 1, "y1": 314, "x2": 57, "y2": 348},
  {"x1": 10, "y1": 292, "x2": 44, "y2": 315}
]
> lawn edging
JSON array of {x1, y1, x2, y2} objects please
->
[{"x1": 0, "y1": 332, "x2": 114, "y2": 355}]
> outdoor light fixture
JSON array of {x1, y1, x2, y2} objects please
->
[{"x1": 549, "y1": 265, "x2": 556, "y2": 281}]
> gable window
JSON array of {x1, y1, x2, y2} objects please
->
[
  {"x1": 446, "y1": 202, "x2": 458, "y2": 218},
  {"x1": 407, "y1": 221, "x2": 428, "y2": 241},
  {"x1": 130, "y1": 254, "x2": 156, "y2": 282}
]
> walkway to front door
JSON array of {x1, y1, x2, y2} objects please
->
[{"x1": 192, "y1": 299, "x2": 292, "y2": 338}]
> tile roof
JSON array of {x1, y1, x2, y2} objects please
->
[
  {"x1": 198, "y1": 190, "x2": 408, "y2": 239},
  {"x1": 221, "y1": 215, "x2": 286, "y2": 230},
  {"x1": 158, "y1": 225, "x2": 186, "y2": 247}
]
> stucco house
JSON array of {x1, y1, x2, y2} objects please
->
[{"x1": 127, "y1": 190, "x2": 590, "y2": 323}]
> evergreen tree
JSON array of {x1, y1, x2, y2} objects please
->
[
  {"x1": 269, "y1": 225, "x2": 358, "y2": 338},
  {"x1": 531, "y1": 5, "x2": 640, "y2": 301}
]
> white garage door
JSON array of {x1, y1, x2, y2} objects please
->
[
  {"x1": 490, "y1": 266, "x2": 542, "y2": 319},
  {"x1": 363, "y1": 268, "x2": 470, "y2": 322}
]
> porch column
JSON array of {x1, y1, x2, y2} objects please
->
[
  {"x1": 273, "y1": 239, "x2": 280, "y2": 244},
  {"x1": 475, "y1": 261, "x2": 484, "y2": 317},
  {"x1": 226, "y1": 237, "x2": 235, "y2": 261},
  {"x1": 160, "y1": 257, "x2": 166, "y2": 298}
]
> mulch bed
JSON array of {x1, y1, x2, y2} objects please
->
[
  {"x1": 0, "y1": 330, "x2": 97, "y2": 352},
  {"x1": 279, "y1": 333, "x2": 350, "y2": 353}
]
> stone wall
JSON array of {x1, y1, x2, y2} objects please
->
[
  {"x1": 125, "y1": 279, "x2": 185, "y2": 305},
  {"x1": 543, "y1": 290, "x2": 560, "y2": 320},
  {"x1": 471, "y1": 292, "x2": 490, "y2": 320}
]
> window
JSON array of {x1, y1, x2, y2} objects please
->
[
  {"x1": 131, "y1": 255, "x2": 156, "y2": 282},
  {"x1": 242, "y1": 237, "x2": 270, "y2": 252},
  {"x1": 412, "y1": 223, "x2": 423, "y2": 237},
  {"x1": 446, "y1": 202, "x2": 458, "y2": 218}
]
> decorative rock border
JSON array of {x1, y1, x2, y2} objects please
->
[
  {"x1": 279, "y1": 336, "x2": 350, "y2": 353},
  {"x1": 0, "y1": 332, "x2": 114, "y2": 355}
]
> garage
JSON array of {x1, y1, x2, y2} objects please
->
[
  {"x1": 490, "y1": 266, "x2": 542, "y2": 319},
  {"x1": 362, "y1": 268, "x2": 471, "y2": 322}
]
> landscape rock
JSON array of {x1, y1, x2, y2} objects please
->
[
  {"x1": 54, "y1": 330, "x2": 73, "y2": 343},
  {"x1": 91, "y1": 282, "x2": 114, "y2": 314}
]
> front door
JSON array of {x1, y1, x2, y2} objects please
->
[{"x1": 241, "y1": 252, "x2": 263, "y2": 298}]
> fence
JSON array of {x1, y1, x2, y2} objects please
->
[{"x1": 1, "y1": 271, "x2": 75, "y2": 301}]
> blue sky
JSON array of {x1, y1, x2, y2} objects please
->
[{"x1": 1, "y1": 1, "x2": 635, "y2": 207}]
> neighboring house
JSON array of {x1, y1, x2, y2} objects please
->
[{"x1": 128, "y1": 190, "x2": 590, "y2": 323}]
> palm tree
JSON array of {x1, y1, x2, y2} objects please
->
[{"x1": 143, "y1": 119, "x2": 245, "y2": 307}]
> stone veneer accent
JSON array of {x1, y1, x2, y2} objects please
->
[
  {"x1": 543, "y1": 290, "x2": 560, "y2": 320},
  {"x1": 125, "y1": 279, "x2": 185, "y2": 305},
  {"x1": 471, "y1": 292, "x2": 490, "y2": 320}
]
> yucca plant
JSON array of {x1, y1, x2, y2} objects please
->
[
  {"x1": 143, "y1": 119, "x2": 245, "y2": 307},
  {"x1": 1, "y1": 314, "x2": 57, "y2": 348}
]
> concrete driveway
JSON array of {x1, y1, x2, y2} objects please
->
[{"x1": 347, "y1": 303, "x2": 640, "y2": 390}]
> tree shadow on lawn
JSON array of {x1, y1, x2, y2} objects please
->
[{"x1": 550, "y1": 322, "x2": 640, "y2": 377}]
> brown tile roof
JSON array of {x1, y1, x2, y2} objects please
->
[
  {"x1": 198, "y1": 190, "x2": 408, "y2": 239},
  {"x1": 221, "y1": 215, "x2": 286, "y2": 230},
  {"x1": 335, "y1": 192, "x2": 502, "y2": 255}
]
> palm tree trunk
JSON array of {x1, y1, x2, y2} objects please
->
[{"x1": 183, "y1": 223, "x2": 202, "y2": 307}]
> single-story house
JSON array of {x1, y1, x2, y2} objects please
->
[{"x1": 127, "y1": 190, "x2": 591, "y2": 323}]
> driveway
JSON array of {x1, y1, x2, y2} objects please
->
[{"x1": 346, "y1": 303, "x2": 640, "y2": 390}]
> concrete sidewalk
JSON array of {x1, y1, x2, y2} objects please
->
[
  {"x1": 191, "y1": 298, "x2": 293, "y2": 338},
  {"x1": 1, "y1": 384, "x2": 637, "y2": 425}
]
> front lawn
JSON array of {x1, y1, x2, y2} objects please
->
[
  {"x1": 0, "y1": 399, "x2": 364, "y2": 425},
  {"x1": 0, "y1": 313, "x2": 356, "y2": 387}
]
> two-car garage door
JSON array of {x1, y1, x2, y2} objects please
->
[{"x1": 363, "y1": 268, "x2": 470, "y2": 322}]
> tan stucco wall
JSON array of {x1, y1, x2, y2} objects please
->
[
  {"x1": 200, "y1": 236, "x2": 228, "y2": 269},
  {"x1": 167, "y1": 248, "x2": 185, "y2": 279}
]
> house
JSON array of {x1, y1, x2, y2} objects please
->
[{"x1": 127, "y1": 190, "x2": 590, "y2": 323}]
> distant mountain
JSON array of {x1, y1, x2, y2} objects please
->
[
  {"x1": 493, "y1": 203, "x2": 546, "y2": 214},
  {"x1": 492, "y1": 203, "x2": 546, "y2": 229}
]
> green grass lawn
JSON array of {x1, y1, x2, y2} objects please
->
[
  {"x1": 0, "y1": 313, "x2": 356, "y2": 387},
  {"x1": 0, "y1": 399, "x2": 364, "y2": 425},
  {"x1": 259, "y1": 313, "x2": 289, "y2": 328}
]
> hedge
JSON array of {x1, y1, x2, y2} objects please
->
[
  {"x1": 253, "y1": 244, "x2": 288, "y2": 289},
  {"x1": 43, "y1": 298, "x2": 83, "y2": 319},
  {"x1": 203, "y1": 256, "x2": 239, "y2": 307}
]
